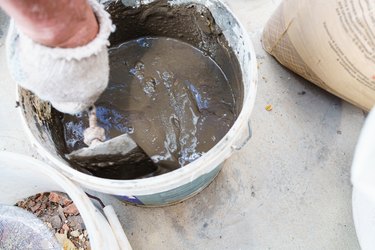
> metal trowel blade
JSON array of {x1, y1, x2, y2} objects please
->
[
  {"x1": 65, "y1": 134, "x2": 158, "y2": 179},
  {"x1": 67, "y1": 134, "x2": 139, "y2": 159}
]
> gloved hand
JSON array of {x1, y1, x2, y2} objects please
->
[{"x1": 4, "y1": 0, "x2": 115, "y2": 114}]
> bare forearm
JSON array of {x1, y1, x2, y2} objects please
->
[{"x1": 0, "y1": 0, "x2": 98, "y2": 48}]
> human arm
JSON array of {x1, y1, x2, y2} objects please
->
[{"x1": 1, "y1": 0, "x2": 114, "y2": 114}]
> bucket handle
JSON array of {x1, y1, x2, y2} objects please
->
[{"x1": 232, "y1": 120, "x2": 252, "y2": 151}]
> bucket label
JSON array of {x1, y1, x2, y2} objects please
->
[{"x1": 118, "y1": 195, "x2": 144, "y2": 205}]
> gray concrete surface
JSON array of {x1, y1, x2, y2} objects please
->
[{"x1": 0, "y1": 1, "x2": 365, "y2": 249}]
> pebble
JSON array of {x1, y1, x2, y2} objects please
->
[
  {"x1": 57, "y1": 205, "x2": 67, "y2": 221},
  {"x1": 62, "y1": 223, "x2": 70, "y2": 232},
  {"x1": 70, "y1": 230, "x2": 80, "y2": 238},
  {"x1": 40, "y1": 203, "x2": 47, "y2": 211},
  {"x1": 29, "y1": 200, "x2": 36, "y2": 207},
  {"x1": 49, "y1": 192, "x2": 73, "y2": 206},
  {"x1": 63, "y1": 203, "x2": 79, "y2": 215},
  {"x1": 68, "y1": 215, "x2": 84, "y2": 230},
  {"x1": 35, "y1": 193, "x2": 44, "y2": 202},
  {"x1": 16, "y1": 192, "x2": 89, "y2": 249},
  {"x1": 265, "y1": 104, "x2": 273, "y2": 111},
  {"x1": 50, "y1": 215, "x2": 62, "y2": 229},
  {"x1": 30, "y1": 202, "x2": 41, "y2": 212},
  {"x1": 48, "y1": 192, "x2": 61, "y2": 203}
]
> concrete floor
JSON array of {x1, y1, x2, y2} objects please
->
[{"x1": 0, "y1": 0, "x2": 366, "y2": 249}]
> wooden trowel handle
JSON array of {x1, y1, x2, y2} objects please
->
[
  {"x1": 83, "y1": 106, "x2": 106, "y2": 146},
  {"x1": 88, "y1": 106, "x2": 98, "y2": 128}
]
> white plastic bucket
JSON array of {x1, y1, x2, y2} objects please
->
[
  {"x1": 17, "y1": 0, "x2": 257, "y2": 206},
  {"x1": 351, "y1": 108, "x2": 375, "y2": 250},
  {"x1": 0, "y1": 152, "x2": 130, "y2": 250}
]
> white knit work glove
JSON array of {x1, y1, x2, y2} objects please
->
[{"x1": 5, "y1": 0, "x2": 115, "y2": 114}]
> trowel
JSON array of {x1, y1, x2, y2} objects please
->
[{"x1": 66, "y1": 106, "x2": 158, "y2": 179}]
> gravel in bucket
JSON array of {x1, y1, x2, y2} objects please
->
[{"x1": 16, "y1": 192, "x2": 90, "y2": 250}]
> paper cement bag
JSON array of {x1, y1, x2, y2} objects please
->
[{"x1": 262, "y1": 0, "x2": 375, "y2": 111}]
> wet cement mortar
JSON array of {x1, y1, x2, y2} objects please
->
[{"x1": 20, "y1": 0, "x2": 243, "y2": 180}]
